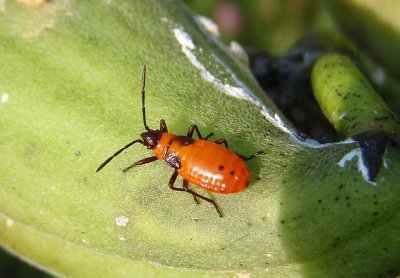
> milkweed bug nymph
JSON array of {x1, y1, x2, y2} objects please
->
[{"x1": 96, "y1": 65, "x2": 263, "y2": 217}]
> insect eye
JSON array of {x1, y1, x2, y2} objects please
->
[{"x1": 141, "y1": 130, "x2": 161, "y2": 149}]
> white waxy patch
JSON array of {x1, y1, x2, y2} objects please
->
[
  {"x1": 195, "y1": 15, "x2": 220, "y2": 37},
  {"x1": 173, "y1": 26, "x2": 358, "y2": 149},
  {"x1": 383, "y1": 159, "x2": 388, "y2": 169},
  {"x1": 6, "y1": 218, "x2": 14, "y2": 227},
  {"x1": 371, "y1": 67, "x2": 386, "y2": 86},
  {"x1": 174, "y1": 28, "x2": 195, "y2": 50},
  {"x1": 115, "y1": 216, "x2": 129, "y2": 227},
  {"x1": 119, "y1": 236, "x2": 126, "y2": 241},
  {"x1": 1, "y1": 93, "x2": 9, "y2": 103},
  {"x1": 338, "y1": 148, "x2": 377, "y2": 185},
  {"x1": 338, "y1": 112, "x2": 346, "y2": 120},
  {"x1": 229, "y1": 41, "x2": 249, "y2": 65}
]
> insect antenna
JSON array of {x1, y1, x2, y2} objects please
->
[
  {"x1": 141, "y1": 65, "x2": 150, "y2": 131},
  {"x1": 96, "y1": 139, "x2": 144, "y2": 172}
]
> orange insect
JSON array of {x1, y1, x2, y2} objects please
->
[{"x1": 96, "y1": 65, "x2": 263, "y2": 217}]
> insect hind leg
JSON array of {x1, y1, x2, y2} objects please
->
[
  {"x1": 168, "y1": 171, "x2": 222, "y2": 217},
  {"x1": 183, "y1": 180, "x2": 199, "y2": 204},
  {"x1": 214, "y1": 138, "x2": 229, "y2": 148},
  {"x1": 236, "y1": 151, "x2": 264, "y2": 161},
  {"x1": 184, "y1": 187, "x2": 223, "y2": 217}
]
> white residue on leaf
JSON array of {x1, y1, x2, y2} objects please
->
[
  {"x1": 174, "y1": 28, "x2": 255, "y2": 104},
  {"x1": 194, "y1": 15, "x2": 220, "y2": 37},
  {"x1": 174, "y1": 27, "x2": 195, "y2": 50},
  {"x1": 338, "y1": 148, "x2": 376, "y2": 185},
  {"x1": 229, "y1": 41, "x2": 249, "y2": 66},
  {"x1": 115, "y1": 216, "x2": 129, "y2": 227},
  {"x1": 236, "y1": 273, "x2": 251, "y2": 278},
  {"x1": 338, "y1": 112, "x2": 346, "y2": 120},
  {"x1": 383, "y1": 159, "x2": 389, "y2": 169},
  {"x1": 173, "y1": 26, "x2": 356, "y2": 149},
  {"x1": 371, "y1": 66, "x2": 386, "y2": 86},
  {"x1": 1, "y1": 93, "x2": 9, "y2": 104},
  {"x1": 6, "y1": 218, "x2": 14, "y2": 228}
]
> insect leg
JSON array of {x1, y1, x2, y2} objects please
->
[
  {"x1": 187, "y1": 125, "x2": 215, "y2": 140},
  {"x1": 187, "y1": 125, "x2": 204, "y2": 139},
  {"x1": 168, "y1": 170, "x2": 186, "y2": 193},
  {"x1": 204, "y1": 132, "x2": 214, "y2": 140},
  {"x1": 160, "y1": 119, "x2": 168, "y2": 132},
  {"x1": 168, "y1": 171, "x2": 222, "y2": 216},
  {"x1": 184, "y1": 188, "x2": 223, "y2": 217},
  {"x1": 214, "y1": 138, "x2": 229, "y2": 148},
  {"x1": 122, "y1": 156, "x2": 158, "y2": 172},
  {"x1": 236, "y1": 151, "x2": 264, "y2": 161},
  {"x1": 183, "y1": 180, "x2": 199, "y2": 204},
  {"x1": 96, "y1": 139, "x2": 144, "y2": 172}
]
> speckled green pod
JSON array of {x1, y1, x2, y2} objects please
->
[{"x1": 312, "y1": 53, "x2": 400, "y2": 137}]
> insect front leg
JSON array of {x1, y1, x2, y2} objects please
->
[{"x1": 123, "y1": 156, "x2": 158, "y2": 172}]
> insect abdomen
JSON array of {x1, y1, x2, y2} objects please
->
[{"x1": 177, "y1": 140, "x2": 250, "y2": 193}]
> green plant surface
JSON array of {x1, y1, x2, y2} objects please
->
[
  {"x1": 312, "y1": 53, "x2": 400, "y2": 137},
  {"x1": 0, "y1": 0, "x2": 400, "y2": 277},
  {"x1": 324, "y1": 0, "x2": 400, "y2": 79}
]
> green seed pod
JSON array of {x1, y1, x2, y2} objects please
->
[{"x1": 312, "y1": 53, "x2": 400, "y2": 137}]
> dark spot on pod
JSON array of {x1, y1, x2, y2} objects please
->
[
  {"x1": 218, "y1": 165, "x2": 224, "y2": 170},
  {"x1": 230, "y1": 170, "x2": 235, "y2": 176}
]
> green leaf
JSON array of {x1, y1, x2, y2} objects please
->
[{"x1": 1, "y1": 0, "x2": 400, "y2": 277}]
